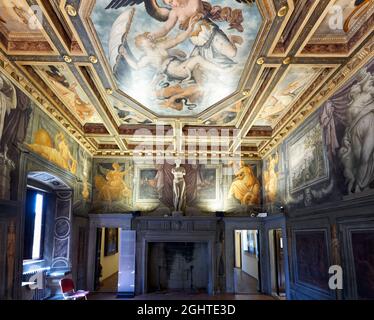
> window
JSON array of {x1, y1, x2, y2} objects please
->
[
  {"x1": 23, "y1": 190, "x2": 46, "y2": 261},
  {"x1": 32, "y1": 194, "x2": 44, "y2": 260}
]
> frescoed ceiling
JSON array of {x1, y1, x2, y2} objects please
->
[
  {"x1": 90, "y1": 0, "x2": 262, "y2": 117},
  {"x1": 0, "y1": 0, "x2": 373, "y2": 159}
]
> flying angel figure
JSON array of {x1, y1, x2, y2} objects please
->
[{"x1": 106, "y1": 0, "x2": 244, "y2": 70}]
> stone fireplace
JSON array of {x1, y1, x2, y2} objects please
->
[
  {"x1": 134, "y1": 216, "x2": 223, "y2": 295},
  {"x1": 147, "y1": 242, "x2": 209, "y2": 293}
]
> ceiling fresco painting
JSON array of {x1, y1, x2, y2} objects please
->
[
  {"x1": 0, "y1": 0, "x2": 42, "y2": 32},
  {"x1": 313, "y1": 0, "x2": 373, "y2": 37},
  {"x1": 33, "y1": 65, "x2": 103, "y2": 124},
  {"x1": 254, "y1": 66, "x2": 321, "y2": 127},
  {"x1": 0, "y1": 0, "x2": 372, "y2": 159},
  {"x1": 91, "y1": 0, "x2": 262, "y2": 116},
  {"x1": 110, "y1": 96, "x2": 153, "y2": 125},
  {"x1": 204, "y1": 100, "x2": 244, "y2": 126},
  {"x1": 301, "y1": 0, "x2": 374, "y2": 56},
  {"x1": 0, "y1": 0, "x2": 55, "y2": 54}
]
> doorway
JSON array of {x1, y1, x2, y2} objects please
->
[
  {"x1": 233, "y1": 230, "x2": 260, "y2": 294},
  {"x1": 269, "y1": 229, "x2": 286, "y2": 298},
  {"x1": 94, "y1": 227, "x2": 120, "y2": 293}
]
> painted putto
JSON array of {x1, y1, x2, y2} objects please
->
[{"x1": 92, "y1": 0, "x2": 262, "y2": 116}]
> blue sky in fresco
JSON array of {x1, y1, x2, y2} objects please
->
[{"x1": 91, "y1": 0, "x2": 263, "y2": 116}]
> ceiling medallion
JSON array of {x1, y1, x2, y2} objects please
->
[
  {"x1": 277, "y1": 6, "x2": 289, "y2": 17},
  {"x1": 106, "y1": 88, "x2": 113, "y2": 95},
  {"x1": 242, "y1": 90, "x2": 251, "y2": 96},
  {"x1": 283, "y1": 57, "x2": 292, "y2": 65},
  {"x1": 63, "y1": 55, "x2": 72, "y2": 63},
  {"x1": 65, "y1": 5, "x2": 77, "y2": 17},
  {"x1": 89, "y1": 55, "x2": 98, "y2": 64},
  {"x1": 257, "y1": 57, "x2": 265, "y2": 65}
]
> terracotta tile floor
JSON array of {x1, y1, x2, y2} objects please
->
[
  {"x1": 89, "y1": 268, "x2": 276, "y2": 300},
  {"x1": 97, "y1": 273, "x2": 118, "y2": 293},
  {"x1": 234, "y1": 268, "x2": 259, "y2": 294},
  {"x1": 88, "y1": 292, "x2": 275, "y2": 300}
]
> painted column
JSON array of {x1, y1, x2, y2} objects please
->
[{"x1": 51, "y1": 190, "x2": 73, "y2": 271}]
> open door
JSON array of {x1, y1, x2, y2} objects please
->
[
  {"x1": 94, "y1": 228, "x2": 120, "y2": 293},
  {"x1": 269, "y1": 229, "x2": 286, "y2": 298},
  {"x1": 94, "y1": 228, "x2": 102, "y2": 291},
  {"x1": 233, "y1": 230, "x2": 260, "y2": 294},
  {"x1": 234, "y1": 231, "x2": 242, "y2": 269},
  {"x1": 274, "y1": 229, "x2": 285, "y2": 296}
]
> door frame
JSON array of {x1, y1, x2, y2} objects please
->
[
  {"x1": 224, "y1": 218, "x2": 263, "y2": 293},
  {"x1": 87, "y1": 214, "x2": 133, "y2": 292}
]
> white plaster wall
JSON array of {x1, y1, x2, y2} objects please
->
[{"x1": 241, "y1": 251, "x2": 258, "y2": 280}]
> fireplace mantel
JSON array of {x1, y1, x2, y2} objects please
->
[
  {"x1": 134, "y1": 216, "x2": 223, "y2": 295},
  {"x1": 134, "y1": 216, "x2": 220, "y2": 233}
]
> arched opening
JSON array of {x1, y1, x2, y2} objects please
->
[{"x1": 22, "y1": 172, "x2": 72, "y2": 300}]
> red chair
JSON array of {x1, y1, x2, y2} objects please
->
[{"x1": 59, "y1": 278, "x2": 89, "y2": 300}]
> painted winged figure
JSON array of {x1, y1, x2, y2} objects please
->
[
  {"x1": 106, "y1": 0, "x2": 245, "y2": 111},
  {"x1": 107, "y1": 0, "x2": 245, "y2": 70},
  {"x1": 95, "y1": 163, "x2": 132, "y2": 204}
]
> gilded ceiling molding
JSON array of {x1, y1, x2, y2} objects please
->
[
  {"x1": 271, "y1": 67, "x2": 338, "y2": 133},
  {"x1": 0, "y1": 52, "x2": 96, "y2": 155},
  {"x1": 259, "y1": 37, "x2": 374, "y2": 158},
  {"x1": 39, "y1": 0, "x2": 86, "y2": 56}
]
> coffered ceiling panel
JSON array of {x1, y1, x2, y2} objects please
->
[
  {"x1": 33, "y1": 64, "x2": 103, "y2": 124},
  {"x1": 299, "y1": 0, "x2": 374, "y2": 56},
  {"x1": 109, "y1": 96, "x2": 153, "y2": 125},
  {"x1": 254, "y1": 65, "x2": 330, "y2": 127},
  {"x1": 0, "y1": 0, "x2": 58, "y2": 54},
  {"x1": 0, "y1": 0, "x2": 372, "y2": 158}
]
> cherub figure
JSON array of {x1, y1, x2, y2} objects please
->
[
  {"x1": 106, "y1": 0, "x2": 204, "y2": 40},
  {"x1": 107, "y1": 0, "x2": 243, "y2": 62},
  {"x1": 119, "y1": 15, "x2": 225, "y2": 83}
]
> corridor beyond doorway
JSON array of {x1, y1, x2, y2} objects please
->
[{"x1": 234, "y1": 230, "x2": 260, "y2": 294}]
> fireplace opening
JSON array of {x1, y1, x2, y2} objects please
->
[{"x1": 147, "y1": 242, "x2": 209, "y2": 293}]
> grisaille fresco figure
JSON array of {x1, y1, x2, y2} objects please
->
[
  {"x1": 339, "y1": 68, "x2": 374, "y2": 193},
  {"x1": 0, "y1": 75, "x2": 17, "y2": 200},
  {"x1": 0, "y1": 74, "x2": 17, "y2": 140},
  {"x1": 0, "y1": 145, "x2": 15, "y2": 200},
  {"x1": 172, "y1": 159, "x2": 186, "y2": 214}
]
